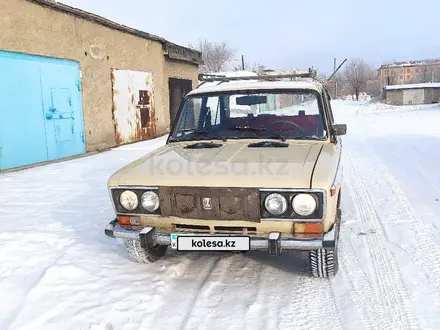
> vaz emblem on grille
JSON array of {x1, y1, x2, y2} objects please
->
[{"x1": 202, "y1": 197, "x2": 213, "y2": 210}]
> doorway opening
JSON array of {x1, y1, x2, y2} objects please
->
[{"x1": 168, "y1": 78, "x2": 192, "y2": 127}]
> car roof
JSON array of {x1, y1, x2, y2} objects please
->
[{"x1": 187, "y1": 79, "x2": 324, "y2": 96}]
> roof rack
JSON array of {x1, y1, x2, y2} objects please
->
[{"x1": 198, "y1": 68, "x2": 318, "y2": 83}]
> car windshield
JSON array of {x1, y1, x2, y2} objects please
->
[{"x1": 169, "y1": 90, "x2": 328, "y2": 142}]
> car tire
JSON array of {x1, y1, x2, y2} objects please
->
[
  {"x1": 124, "y1": 239, "x2": 168, "y2": 264},
  {"x1": 309, "y1": 207, "x2": 341, "y2": 278},
  {"x1": 309, "y1": 247, "x2": 338, "y2": 278}
]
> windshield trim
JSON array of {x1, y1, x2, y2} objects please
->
[{"x1": 166, "y1": 88, "x2": 330, "y2": 144}]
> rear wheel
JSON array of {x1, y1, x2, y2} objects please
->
[{"x1": 124, "y1": 239, "x2": 168, "y2": 264}]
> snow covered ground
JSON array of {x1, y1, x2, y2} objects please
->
[{"x1": 1, "y1": 101, "x2": 440, "y2": 330}]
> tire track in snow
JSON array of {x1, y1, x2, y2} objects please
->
[
  {"x1": 179, "y1": 255, "x2": 222, "y2": 330},
  {"x1": 337, "y1": 184, "x2": 377, "y2": 330},
  {"x1": 353, "y1": 143, "x2": 440, "y2": 299},
  {"x1": 185, "y1": 253, "x2": 344, "y2": 330},
  {"x1": 263, "y1": 258, "x2": 344, "y2": 330},
  {"x1": 416, "y1": 163, "x2": 440, "y2": 196},
  {"x1": 243, "y1": 262, "x2": 268, "y2": 330},
  {"x1": 345, "y1": 154, "x2": 419, "y2": 329},
  {"x1": 317, "y1": 280, "x2": 345, "y2": 330},
  {"x1": 338, "y1": 237, "x2": 375, "y2": 330},
  {"x1": 276, "y1": 274, "x2": 344, "y2": 330},
  {"x1": 139, "y1": 254, "x2": 218, "y2": 328},
  {"x1": 2, "y1": 242, "x2": 73, "y2": 330},
  {"x1": 336, "y1": 180, "x2": 378, "y2": 330},
  {"x1": 180, "y1": 255, "x2": 267, "y2": 329},
  {"x1": 339, "y1": 188, "x2": 406, "y2": 329}
]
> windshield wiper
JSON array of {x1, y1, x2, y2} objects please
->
[
  {"x1": 248, "y1": 140, "x2": 289, "y2": 148},
  {"x1": 169, "y1": 129, "x2": 227, "y2": 142},
  {"x1": 184, "y1": 142, "x2": 223, "y2": 149}
]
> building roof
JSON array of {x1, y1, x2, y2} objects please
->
[
  {"x1": 384, "y1": 82, "x2": 440, "y2": 91},
  {"x1": 188, "y1": 80, "x2": 323, "y2": 96},
  {"x1": 379, "y1": 58, "x2": 440, "y2": 70},
  {"x1": 27, "y1": 0, "x2": 202, "y2": 65}
]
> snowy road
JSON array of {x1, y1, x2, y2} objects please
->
[{"x1": 1, "y1": 101, "x2": 440, "y2": 330}]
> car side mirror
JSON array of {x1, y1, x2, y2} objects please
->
[{"x1": 332, "y1": 124, "x2": 347, "y2": 136}]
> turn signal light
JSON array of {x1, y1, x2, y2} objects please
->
[
  {"x1": 117, "y1": 216, "x2": 141, "y2": 229},
  {"x1": 117, "y1": 216, "x2": 141, "y2": 226},
  {"x1": 117, "y1": 216, "x2": 130, "y2": 225},
  {"x1": 294, "y1": 223, "x2": 322, "y2": 234}
]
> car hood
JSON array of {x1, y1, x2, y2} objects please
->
[{"x1": 108, "y1": 140, "x2": 324, "y2": 189}]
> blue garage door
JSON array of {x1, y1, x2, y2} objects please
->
[{"x1": 0, "y1": 51, "x2": 86, "y2": 170}]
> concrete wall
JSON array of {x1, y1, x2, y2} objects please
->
[
  {"x1": 1, "y1": 0, "x2": 199, "y2": 151},
  {"x1": 386, "y1": 88, "x2": 440, "y2": 105}
]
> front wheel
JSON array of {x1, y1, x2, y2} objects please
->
[
  {"x1": 124, "y1": 239, "x2": 168, "y2": 264},
  {"x1": 309, "y1": 207, "x2": 341, "y2": 278},
  {"x1": 309, "y1": 248, "x2": 339, "y2": 278}
]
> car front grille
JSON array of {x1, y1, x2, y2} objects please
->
[{"x1": 159, "y1": 186, "x2": 261, "y2": 222}]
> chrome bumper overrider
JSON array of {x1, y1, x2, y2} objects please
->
[{"x1": 104, "y1": 219, "x2": 338, "y2": 255}]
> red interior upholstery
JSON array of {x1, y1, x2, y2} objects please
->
[{"x1": 227, "y1": 114, "x2": 322, "y2": 135}]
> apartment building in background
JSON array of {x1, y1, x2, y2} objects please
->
[{"x1": 378, "y1": 59, "x2": 440, "y2": 87}]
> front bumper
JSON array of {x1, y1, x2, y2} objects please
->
[{"x1": 104, "y1": 219, "x2": 338, "y2": 256}]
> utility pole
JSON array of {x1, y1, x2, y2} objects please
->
[
  {"x1": 327, "y1": 58, "x2": 347, "y2": 81},
  {"x1": 242, "y1": 55, "x2": 245, "y2": 70}
]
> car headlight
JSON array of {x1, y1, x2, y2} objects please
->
[
  {"x1": 264, "y1": 193, "x2": 288, "y2": 216},
  {"x1": 141, "y1": 191, "x2": 160, "y2": 212},
  {"x1": 119, "y1": 190, "x2": 139, "y2": 211},
  {"x1": 292, "y1": 193, "x2": 317, "y2": 216}
]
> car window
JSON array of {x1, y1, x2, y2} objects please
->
[
  {"x1": 174, "y1": 98, "x2": 199, "y2": 131},
  {"x1": 229, "y1": 92, "x2": 321, "y2": 116},
  {"x1": 206, "y1": 96, "x2": 221, "y2": 126},
  {"x1": 170, "y1": 90, "x2": 328, "y2": 141}
]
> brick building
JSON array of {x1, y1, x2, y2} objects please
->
[{"x1": 378, "y1": 59, "x2": 440, "y2": 87}]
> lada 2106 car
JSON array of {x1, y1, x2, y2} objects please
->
[{"x1": 105, "y1": 69, "x2": 347, "y2": 278}]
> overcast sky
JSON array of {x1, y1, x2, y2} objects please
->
[{"x1": 63, "y1": 0, "x2": 440, "y2": 75}]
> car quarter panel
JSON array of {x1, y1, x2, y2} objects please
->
[{"x1": 310, "y1": 142, "x2": 342, "y2": 232}]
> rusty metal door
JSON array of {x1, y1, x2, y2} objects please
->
[
  {"x1": 111, "y1": 69, "x2": 157, "y2": 145},
  {"x1": 169, "y1": 78, "x2": 193, "y2": 127}
]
